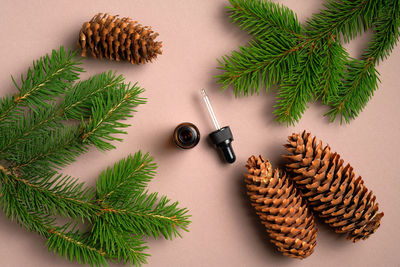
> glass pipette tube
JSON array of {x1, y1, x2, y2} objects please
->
[{"x1": 201, "y1": 89, "x2": 221, "y2": 130}]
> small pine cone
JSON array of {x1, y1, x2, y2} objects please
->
[
  {"x1": 284, "y1": 131, "x2": 384, "y2": 242},
  {"x1": 78, "y1": 13, "x2": 162, "y2": 64},
  {"x1": 245, "y1": 155, "x2": 317, "y2": 259}
]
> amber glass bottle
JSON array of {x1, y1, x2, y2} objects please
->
[{"x1": 173, "y1": 122, "x2": 200, "y2": 149}]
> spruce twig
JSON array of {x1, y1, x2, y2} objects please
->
[
  {"x1": 274, "y1": 47, "x2": 323, "y2": 125},
  {"x1": 305, "y1": 0, "x2": 383, "y2": 42},
  {"x1": 0, "y1": 47, "x2": 191, "y2": 266},
  {"x1": 216, "y1": 0, "x2": 400, "y2": 125},
  {"x1": 81, "y1": 83, "x2": 146, "y2": 151},
  {"x1": 96, "y1": 152, "x2": 156, "y2": 203},
  {"x1": 8, "y1": 172, "x2": 97, "y2": 220},
  {"x1": 315, "y1": 39, "x2": 347, "y2": 103},
  {"x1": 328, "y1": 0, "x2": 400, "y2": 122},
  {"x1": 0, "y1": 47, "x2": 82, "y2": 123}
]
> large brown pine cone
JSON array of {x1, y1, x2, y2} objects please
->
[
  {"x1": 284, "y1": 131, "x2": 384, "y2": 242},
  {"x1": 78, "y1": 13, "x2": 162, "y2": 64},
  {"x1": 245, "y1": 156, "x2": 317, "y2": 259}
]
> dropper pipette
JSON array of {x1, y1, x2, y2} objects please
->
[
  {"x1": 201, "y1": 89, "x2": 220, "y2": 130},
  {"x1": 201, "y1": 89, "x2": 236, "y2": 163}
]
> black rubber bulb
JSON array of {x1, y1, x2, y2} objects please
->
[{"x1": 209, "y1": 126, "x2": 236, "y2": 163}]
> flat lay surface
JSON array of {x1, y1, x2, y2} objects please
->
[{"x1": 0, "y1": 0, "x2": 399, "y2": 266}]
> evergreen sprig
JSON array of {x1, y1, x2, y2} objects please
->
[
  {"x1": 100, "y1": 191, "x2": 190, "y2": 239},
  {"x1": 216, "y1": 0, "x2": 400, "y2": 125},
  {"x1": 0, "y1": 47, "x2": 191, "y2": 266},
  {"x1": 82, "y1": 83, "x2": 146, "y2": 151},
  {"x1": 8, "y1": 126, "x2": 90, "y2": 176},
  {"x1": 96, "y1": 152, "x2": 156, "y2": 203},
  {"x1": 3, "y1": 171, "x2": 96, "y2": 220},
  {"x1": 0, "y1": 47, "x2": 82, "y2": 124}
]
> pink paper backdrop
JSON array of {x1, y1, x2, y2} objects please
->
[{"x1": 0, "y1": 0, "x2": 399, "y2": 266}]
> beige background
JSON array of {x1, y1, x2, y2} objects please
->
[{"x1": 0, "y1": 0, "x2": 399, "y2": 266}]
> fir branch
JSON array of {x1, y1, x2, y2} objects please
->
[
  {"x1": 46, "y1": 224, "x2": 108, "y2": 267},
  {"x1": 363, "y1": 0, "x2": 400, "y2": 63},
  {"x1": 8, "y1": 171, "x2": 98, "y2": 220},
  {"x1": 0, "y1": 47, "x2": 83, "y2": 123},
  {"x1": 1, "y1": 170, "x2": 107, "y2": 266},
  {"x1": 0, "y1": 95, "x2": 24, "y2": 128},
  {"x1": 0, "y1": 104, "x2": 63, "y2": 153},
  {"x1": 0, "y1": 46, "x2": 191, "y2": 266},
  {"x1": 217, "y1": 0, "x2": 399, "y2": 124},
  {"x1": 96, "y1": 153, "x2": 190, "y2": 240},
  {"x1": 108, "y1": 233, "x2": 148, "y2": 266},
  {"x1": 100, "y1": 191, "x2": 190, "y2": 240},
  {"x1": 90, "y1": 218, "x2": 149, "y2": 265},
  {"x1": 62, "y1": 71, "x2": 125, "y2": 120},
  {"x1": 326, "y1": 59, "x2": 379, "y2": 122},
  {"x1": 96, "y1": 152, "x2": 157, "y2": 204},
  {"x1": 216, "y1": 0, "x2": 303, "y2": 96},
  {"x1": 227, "y1": 0, "x2": 303, "y2": 39},
  {"x1": 82, "y1": 83, "x2": 146, "y2": 150},
  {"x1": 315, "y1": 39, "x2": 348, "y2": 103},
  {"x1": 216, "y1": 37, "x2": 300, "y2": 96},
  {"x1": 8, "y1": 126, "x2": 89, "y2": 176},
  {"x1": 327, "y1": 0, "x2": 400, "y2": 122},
  {"x1": 1, "y1": 166, "x2": 153, "y2": 267},
  {"x1": 274, "y1": 47, "x2": 323, "y2": 125},
  {"x1": 306, "y1": 0, "x2": 383, "y2": 42},
  {"x1": 0, "y1": 171, "x2": 56, "y2": 236},
  {"x1": 0, "y1": 72, "x2": 127, "y2": 156}
]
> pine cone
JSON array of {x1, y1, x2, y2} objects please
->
[
  {"x1": 245, "y1": 156, "x2": 317, "y2": 259},
  {"x1": 78, "y1": 13, "x2": 162, "y2": 64},
  {"x1": 284, "y1": 131, "x2": 384, "y2": 242}
]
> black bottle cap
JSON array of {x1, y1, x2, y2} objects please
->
[
  {"x1": 173, "y1": 122, "x2": 200, "y2": 149},
  {"x1": 209, "y1": 126, "x2": 236, "y2": 163}
]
